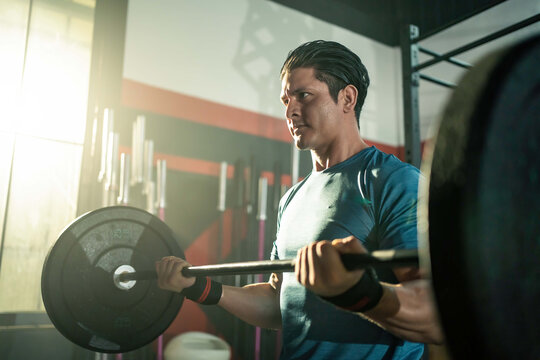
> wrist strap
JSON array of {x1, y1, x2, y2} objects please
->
[
  {"x1": 181, "y1": 276, "x2": 223, "y2": 305},
  {"x1": 322, "y1": 267, "x2": 383, "y2": 312}
]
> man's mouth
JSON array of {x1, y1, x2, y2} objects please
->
[{"x1": 292, "y1": 124, "x2": 307, "y2": 135}]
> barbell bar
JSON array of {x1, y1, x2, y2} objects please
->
[{"x1": 117, "y1": 249, "x2": 419, "y2": 283}]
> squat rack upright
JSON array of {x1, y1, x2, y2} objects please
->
[{"x1": 400, "y1": 13, "x2": 540, "y2": 168}]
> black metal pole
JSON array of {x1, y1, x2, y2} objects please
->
[
  {"x1": 418, "y1": 46, "x2": 472, "y2": 69},
  {"x1": 401, "y1": 24, "x2": 422, "y2": 168},
  {"x1": 118, "y1": 249, "x2": 419, "y2": 282},
  {"x1": 419, "y1": 73, "x2": 456, "y2": 89},
  {"x1": 415, "y1": 14, "x2": 540, "y2": 72}
]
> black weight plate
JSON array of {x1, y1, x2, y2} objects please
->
[
  {"x1": 41, "y1": 206, "x2": 185, "y2": 353},
  {"x1": 427, "y1": 35, "x2": 540, "y2": 359}
]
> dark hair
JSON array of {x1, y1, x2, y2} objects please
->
[{"x1": 280, "y1": 40, "x2": 370, "y2": 126}]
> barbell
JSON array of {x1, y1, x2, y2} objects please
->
[
  {"x1": 41, "y1": 205, "x2": 419, "y2": 353},
  {"x1": 41, "y1": 35, "x2": 540, "y2": 358}
]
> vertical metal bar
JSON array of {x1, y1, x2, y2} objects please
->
[
  {"x1": 132, "y1": 115, "x2": 145, "y2": 185},
  {"x1": 291, "y1": 144, "x2": 299, "y2": 185},
  {"x1": 255, "y1": 177, "x2": 268, "y2": 360},
  {"x1": 401, "y1": 24, "x2": 421, "y2": 168},
  {"x1": 217, "y1": 162, "x2": 228, "y2": 213},
  {"x1": 143, "y1": 140, "x2": 155, "y2": 214},
  {"x1": 98, "y1": 108, "x2": 113, "y2": 182},
  {"x1": 143, "y1": 139, "x2": 154, "y2": 192},
  {"x1": 117, "y1": 153, "x2": 130, "y2": 205},
  {"x1": 156, "y1": 159, "x2": 167, "y2": 215},
  {"x1": 217, "y1": 161, "x2": 228, "y2": 268}
]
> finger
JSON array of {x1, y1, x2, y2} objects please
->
[
  {"x1": 156, "y1": 257, "x2": 169, "y2": 279},
  {"x1": 332, "y1": 236, "x2": 367, "y2": 254},
  {"x1": 316, "y1": 240, "x2": 349, "y2": 281},
  {"x1": 167, "y1": 260, "x2": 184, "y2": 284},
  {"x1": 157, "y1": 256, "x2": 174, "y2": 273},
  {"x1": 307, "y1": 243, "x2": 318, "y2": 286},
  {"x1": 330, "y1": 238, "x2": 367, "y2": 280},
  {"x1": 164, "y1": 257, "x2": 185, "y2": 277},
  {"x1": 156, "y1": 258, "x2": 172, "y2": 288},
  {"x1": 161, "y1": 258, "x2": 174, "y2": 277},
  {"x1": 299, "y1": 246, "x2": 309, "y2": 286},
  {"x1": 316, "y1": 240, "x2": 340, "y2": 260},
  {"x1": 310, "y1": 241, "x2": 332, "y2": 284},
  {"x1": 295, "y1": 248, "x2": 303, "y2": 284}
]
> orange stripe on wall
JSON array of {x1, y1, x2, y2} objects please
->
[
  {"x1": 122, "y1": 79, "x2": 292, "y2": 143},
  {"x1": 121, "y1": 79, "x2": 408, "y2": 160}
]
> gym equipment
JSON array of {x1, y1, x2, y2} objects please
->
[{"x1": 41, "y1": 205, "x2": 417, "y2": 353}]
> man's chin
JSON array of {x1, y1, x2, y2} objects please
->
[
  {"x1": 293, "y1": 137, "x2": 309, "y2": 150},
  {"x1": 294, "y1": 141, "x2": 308, "y2": 150}
]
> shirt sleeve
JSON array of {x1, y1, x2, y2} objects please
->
[{"x1": 376, "y1": 164, "x2": 422, "y2": 251}]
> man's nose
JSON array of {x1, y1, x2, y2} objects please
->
[{"x1": 286, "y1": 99, "x2": 300, "y2": 120}]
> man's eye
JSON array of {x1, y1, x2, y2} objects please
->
[{"x1": 300, "y1": 92, "x2": 309, "y2": 98}]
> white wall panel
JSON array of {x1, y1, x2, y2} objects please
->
[{"x1": 123, "y1": 0, "x2": 403, "y2": 146}]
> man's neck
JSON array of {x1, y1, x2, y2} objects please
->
[{"x1": 311, "y1": 137, "x2": 369, "y2": 172}]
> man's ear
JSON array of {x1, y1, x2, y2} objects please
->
[{"x1": 341, "y1": 84, "x2": 358, "y2": 114}]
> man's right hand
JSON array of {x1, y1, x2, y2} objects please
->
[{"x1": 155, "y1": 256, "x2": 196, "y2": 293}]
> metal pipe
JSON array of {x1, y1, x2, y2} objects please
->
[
  {"x1": 217, "y1": 162, "x2": 228, "y2": 212},
  {"x1": 117, "y1": 153, "x2": 131, "y2": 205},
  {"x1": 103, "y1": 132, "x2": 119, "y2": 206},
  {"x1": 291, "y1": 145, "x2": 299, "y2": 186},
  {"x1": 256, "y1": 177, "x2": 268, "y2": 222},
  {"x1": 156, "y1": 159, "x2": 167, "y2": 211},
  {"x1": 118, "y1": 249, "x2": 419, "y2": 281},
  {"x1": 418, "y1": 46, "x2": 472, "y2": 69},
  {"x1": 131, "y1": 115, "x2": 145, "y2": 184},
  {"x1": 415, "y1": 14, "x2": 540, "y2": 71},
  {"x1": 419, "y1": 73, "x2": 456, "y2": 88},
  {"x1": 98, "y1": 108, "x2": 114, "y2": 182},
  {"x1": 143, "y1": 139, "x2": 154, "y2": 193}
]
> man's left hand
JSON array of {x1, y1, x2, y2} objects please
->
[{"x1": 295, "y1": 236, "x2": 367, "y2": 297}]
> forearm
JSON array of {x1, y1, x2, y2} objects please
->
[
  {"x1": 218, "y1": 282, "x2": 282, "y2": 330},
  {"x1": 363, "y1": 279, "x2": 443, "y2": 344}
]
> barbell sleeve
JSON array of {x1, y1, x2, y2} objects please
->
[{"x1": 117, "y1": 249, "x2": 418, "y2": 282}]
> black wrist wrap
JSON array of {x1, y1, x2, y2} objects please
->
[
  {"x1": 322, "y1": 267, "x2": 383, "y2": 312},
  {"x1": 181, "y1": 276, "x2": 222, "y2": 305}
]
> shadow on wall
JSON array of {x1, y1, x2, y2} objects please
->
[{"x1": 232, "y1": 1, "x2": 332, "y2": 117}]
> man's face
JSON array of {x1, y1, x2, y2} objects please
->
[{"x1": 280, "y1": 67, "x2": 343, "y2": 152}]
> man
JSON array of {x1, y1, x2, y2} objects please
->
[{"x1": 156, "y1": 40, "x2": 442, "y2": 359}]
